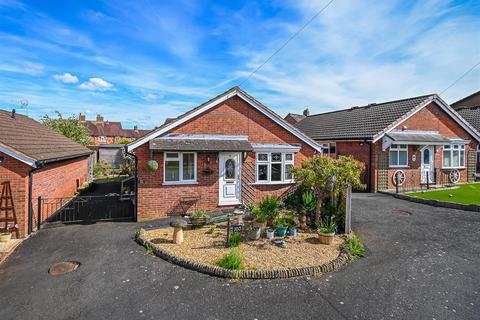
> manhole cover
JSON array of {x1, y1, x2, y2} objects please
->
[
  {"x1": 49, "y1": 261, "x2": 80, "y2": 276},
  {"x1": 392, "y1": 209, "x2": 412, "y2": 216}
]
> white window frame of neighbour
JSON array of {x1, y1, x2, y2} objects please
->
[
  {"x1": 99, "y1": 136, "x2": 106, "y2": 142},
  {"x1": 255, "y1": 152, "x2": 294, "y2": 184},
  {"x1": 442, "y1": 144, "x2": 465, "y2": 169},
  {"x1": 389, "y1": 144, "x2": 408, "y2": 168},
  {"x1": 163, "y1": 152, "x2": 197, "y2": 185}
]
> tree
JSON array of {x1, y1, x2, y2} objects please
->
[
  {"x1": 292, "y1": 155, "x2": 365, "y2": 227},
  {"x1": 115, "y1": 137, "x2": 131, "y2": 145},
  {"x1": 42, "y1": 111, "x2": 91, "y2": 145}
]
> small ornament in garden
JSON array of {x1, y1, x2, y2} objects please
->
[{"x1": 272, "y1": 239, "x2": 287, "y2": 248}]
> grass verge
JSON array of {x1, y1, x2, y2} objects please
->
[{"x1": 407, "y1": 183, "x2": 480, "y2": 205}]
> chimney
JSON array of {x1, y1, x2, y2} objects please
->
[
  {"x1": 11, "y1": 109, "x2": 16, "y2": 119},
  {"x1": 79, "y1": 113, "x2": 86, "y2": 121},
  {"x1": 303, "y1": 107, "x2": 310, "y2": 117},
  {"x1": 96, "y1": 114, "x2": 104, "y2": 122}
]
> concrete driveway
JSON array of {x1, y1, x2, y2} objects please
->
[{"x1": 0, "y1": 193, "x2": 479, "y2": 320}]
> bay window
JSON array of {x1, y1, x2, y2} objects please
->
[
  {"x1": 389, "y1": 144, "x2": 408, "y2": 167},
  {"x1": 256, "y1": 152, "x2": 294, "y2": 183},
  {"x1": 164, "y1": 152, "x2": 197, "y2": 183},
  {"x1": 442, "y1": 145, "x2": 465, "y2": 168}
]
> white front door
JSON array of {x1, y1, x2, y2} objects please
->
[
  {"x1": 219, "y1": 152, "x2": 242, "y2": 205},
  {"x1": 421, "y1": 146, "x2": 435, "y2": 184}
]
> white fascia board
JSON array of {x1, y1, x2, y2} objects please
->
[
  {"x1": 372, "y1": 97, "x2": 480, "y2": 143},
  {"x1": 251, "y1": 143, "x2": 301, "y2": 152},
  {"x1": 0, "y1": 144, "x2": 36, "y2": 167},
  {"x1": 128, "y1": 89, "x2": 323, "y2": 153}
]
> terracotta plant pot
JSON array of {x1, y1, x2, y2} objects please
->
[
  {"x1": 318, "y1": 232, "x2": 335, "y2": 245},
  {"x1": 0, "y1": 232, "x2": 12, "y2": 242}
]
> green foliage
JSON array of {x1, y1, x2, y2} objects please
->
[
  {"x1": 206, "y1": 226, "x2": 216, "y2": 234},
  {"x1": 116, "y1": 137, "x2": 131, "y2": 144},
  {"x1": 118, "y1": 160, "x2": 134, "y2": 176},
  {"x1": 42, "y1": 111, "x2": 91, "y2": 145},
  {"x1": 274, "y1": 212, "x2": 295, "y2": 228},
  {"x1": 93, "y1": 160, "x2": 113, "y2": 178},
  {"x1": 302, "y1": 190, "x2": 316, "y2": 212},
  {"x1": 317, "y1": 216, "x2": 336, "y2": 234},
  {"x1": 228, "y1": 232, "x2": 243, "y2": 248},
  {"x1": 259, "y1": 195, "x2": 280, "y2": 221},
  {"x1": 191, "y1": 210, "x2": 209, "y2": 219},
  {"x1": 145, "y1": 244, "x2": 154, "y2": 255},
  {"x1": 216, "y1": 250, "x2": 243, "y2": 270},
  {"x1": 344, "y1": 234, "x2": 365, "y2": 257},
  {"x1": 147, "y1": 160, "x2": 159, "y2": 171},
  {"x1": 248, "y1": 204, "x2": 266, "y2": 223}
]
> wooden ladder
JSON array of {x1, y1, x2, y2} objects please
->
[{"x1": 0, "y1": 182, "x2": 19, "y2": 238}]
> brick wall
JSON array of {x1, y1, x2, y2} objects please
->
[
  {"x1": 336, "y1": 141, "x2": 371, "y2": 188},
  {"x1": 135, "y1": 96, "x2": 316, "y2": 220},
  {"x1": 0, "y1": 152, "x2": 29, "y2": 237},
  {"x1": 32, "y1": 157, "x2": 89, "y2": 226}
]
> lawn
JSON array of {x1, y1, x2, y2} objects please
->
[{"x1": 408, "y1": 183, "x2": 480, "y2": 205}]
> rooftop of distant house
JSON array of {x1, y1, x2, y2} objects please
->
[{"x1": 79, "y1": 113, "x2": 150, "y2": 139}]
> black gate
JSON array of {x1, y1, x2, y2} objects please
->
[{"x1": 39, "y1": 194, "x2": 134, "y2": 225}]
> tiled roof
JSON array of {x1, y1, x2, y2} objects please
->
[
  {"x1": 294, "y1": 94, "x2": 434, "y2": 141},
  {"x1": 150, "y1": 138, "x2": 253, "y2": 151},
  {"x1": 456, "y1": 106, "x2": 480, "y2": 133},
  {"x1": 284, "y1": 113, "x2": 306, "y2": 125},
  {"x1": 83, "y1": 121, "x2": 149, "y2": 139},
  {"x1": 0, "y1": 109, "x2": 91, "y2": 164},
  {"x1": 451, "y1": 91, "x2": 480, "y2": 109}
]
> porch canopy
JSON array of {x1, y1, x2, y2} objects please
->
[
  {"x1": 149, "y1": 134, "x2": 253, "y2": 152},
  {"x1": 385, "y1": 131, "x2": 470, "y2": 145}
]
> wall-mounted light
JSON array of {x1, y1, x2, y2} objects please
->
[{"x1": 0, "y1": 155, "x2": 4, "y2": 164}]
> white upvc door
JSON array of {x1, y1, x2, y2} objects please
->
[
  {"x1": 218, "y1": 152, "x2": 242, "y2": 205},
  {"x1": 421, "y1": 146, "x2": 435, "y2": 184}
]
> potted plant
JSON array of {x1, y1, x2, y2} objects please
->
[
  {"x1": 249, "y1": 205, "x2": 267, "y2": 228},
  {"x1": 274, "y1": 217, "x2": 289, "y2": 237},
  {"x1": 259, "y1": 195, "x2": 280, "y2": 226},
  {"x1": 289, "y1": 225, "x2": 298, "y2": 237},
  {"x1": 0, "y1": 224, "x2": 18, "y2": 242},
  {"x1": 190, "y1": 210, "x2": 209, "y2": 227},
  {"x1": 317, "y1": 217, "x2": 336, "y2": 245},
  {"x1": 266, "y1": 227, "x2": 275, "y2": 239}
]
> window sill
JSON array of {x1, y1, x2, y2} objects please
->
[
  {"x1": 441, "y1": 167, "x2": 465, "y2": 170},
  {"x1": 251, "y1": 181, "x2": 295, "y2": 186},
  {"x1": 162, "y1": 181, "x2": 198, "y2": 186},
  {"x1": 389, "y1": 166, "x2": 409, "y2": 169}
]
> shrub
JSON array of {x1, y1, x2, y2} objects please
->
[
  {"x1": 191, "y1": 210, "x2": 209, "y2": 219},
  {"x1": 206, "y1": 226, "x2": 216, "y2": 234},
  {"x1": 93, "y1": 160, "x2": 112, "y2": 178},
  {"x1": 274, "y1": 213, "x2": 295, "y2": 228},
  {"x1": 216, "y1": 250, "x2": 243, "y2": 270},
  {"x1": 302, "y1": 190, "x2": 316, "y2": 212},
  {"x1": 344, "y1": 234, "x2": 365, "y2": 257},
  {"x1": 228, "y1": 233, "x2": 243, "y2": 248},
  {"x1": 317, "y1": 216, "x2": 336, "y2": 234},
  {"x1": 259, "y1": 195, "x2": 280, "y2": 221}
]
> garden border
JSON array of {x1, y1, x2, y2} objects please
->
[
  {"x1": 380, "y1": 191, "x2": 480, "y2": 212},
  {"x1": 135, "y1": 228, "x2": 352, "y2": 279}
]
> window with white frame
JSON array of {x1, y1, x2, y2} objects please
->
[
  {"x1": 256, "y1": 152, "x2": 294, "y2": 183},
  {"x1": 164, "y1": 152, "x2": 197, "y2": 183},
  {"x1": 99, "y1": 136, "x2": 106, "y2": 142},
  {"x1": 442, "y1": 144, "x2": 465, "y2": 168},
  {"x1": 320, "y1": 143, "x2": 336, "y2": 156},
  {"x1": 389, "y1": 144, "x2": 408, "y2": 167}
]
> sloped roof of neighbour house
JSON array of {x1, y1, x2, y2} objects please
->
[
  {"x1": 294, "y1": 94, "x2": 480, "y2": 143},
  {"x1": 451, "y1": 90, "x2": 480, "y2": 109},
  {"x1": 456, "y1": 106, "x2": 480, "y2": 133},
  {"x1": 127, "y1": 87, "x2": 323, "y2": 152},
  {"x1": 284, "y1": 113, "x2": 306, "y2": 125},
  {"x1": 0, "y1": 109, "x2": 92, "y2": 167},
  {"x1": 83, "y1": 120, "x2": 149, "y2": 139},
  {"x1": 150, "y1": 134, "x2": 253, "y2": 152}
]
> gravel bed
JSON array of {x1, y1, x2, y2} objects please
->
[{"x1": 143, "y1": 224, "x2": 343, "y2": 271}]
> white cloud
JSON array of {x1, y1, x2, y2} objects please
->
[
  {"x1": 141, "y1": 93, "x2": 162, "y2": 101},
  {"x1": 53, "y1": 72, "x2": 79, "y2": 83},
  {"x1": 79, "y1": 77, "x2": 113, "y2": 91}
]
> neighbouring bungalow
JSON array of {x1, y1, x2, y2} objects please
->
[
  {"x1": 126, "y1": 87, "x2": 322, "y2": 220},
  {"x1": 0, "y1": 109, "x2": 92, "y2": 237},
  {"x1": 292, "y1": 94, "x2": 480, "y2": 192},
  {"x1": 451, "y1": 91, "x2": 480, "y2": 175},
  {"x1": 80, "y1": 113, "x2": 150, "y2": 145}
]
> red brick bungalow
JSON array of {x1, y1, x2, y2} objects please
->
[
  {"x1": 293, "y1": 94, "x2": 480, "y2": 191},
  {"x1": 0, "y1": 109, "x2": 92, "y2": 237},
  {"x1": 451, "y1": 91, "x2": 480, "y2": 175},
  {"x1": 126, "y1": 87, "x2": 322, "y2": 220}
]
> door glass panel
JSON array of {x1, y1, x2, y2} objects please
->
[
  {"x1": 225, "y1": 159, "x2": 235, "y2": 179},
  {"x1": 423, "y1": 149, "x2": 430, "y2": 164}
]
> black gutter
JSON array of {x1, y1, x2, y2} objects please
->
[
  {"x1": 366, "y1": 140, "x2": 373, "y2": 192},
  {"x1": 40, "y1": 151, "x2": 92, "y2": 165},
  {"x1": 27, "y1": 160, "x2": 45, "y2": 234},
  {"x1": 125, "y1": 147, "x2": 138, "y2": 222}
]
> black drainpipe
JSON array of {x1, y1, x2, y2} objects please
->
[
  {"x1": 125, "y1": 147, "x2": 138, "y2": 222},
  {"x1": 27, "y1": 160, "x2": 44, "y2": 235},
  {"x1": 366, "y1": 140, "x2": 373, "y2": 193}
]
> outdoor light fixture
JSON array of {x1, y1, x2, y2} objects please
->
[{"x1": 0, "y1": 155, "x2": 3, "y2": 164}]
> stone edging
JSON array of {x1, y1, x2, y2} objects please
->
[
  {"x1": 380, "y1": 191, "x2": 480, "y2": 212},
  {"x1": 135, "y1": 228, "x2": 352, "y2": 279}
]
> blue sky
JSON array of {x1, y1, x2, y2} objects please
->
[{"x1": 0, "y1": 0, "x2": 479, "y2": 129}]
